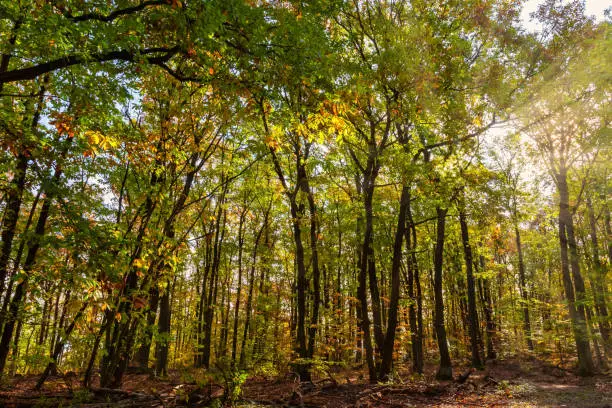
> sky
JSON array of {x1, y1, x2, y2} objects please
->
[
  {"x1": 521, "y1": 0, "x2": 611, "y2": 31},
  {"x1": 580, "y1": 0, "x2": 611, "y2": 18}
]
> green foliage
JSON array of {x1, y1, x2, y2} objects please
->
[{"x1": 0, "y1": 0, "x2": 608, "y2": 391}]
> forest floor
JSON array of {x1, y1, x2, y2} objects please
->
[{"x1": 0, "y1": 356, "x2": 610, "y2": 407}]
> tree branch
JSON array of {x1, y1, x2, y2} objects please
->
[
  {"x1": 412, "y1": 116, "x2": 501, "y2": 162},
  {"x1": 0, "y1": 46, "x2": 180, "y2": 84},
  {"x1": 55, "y1": 0, "x2": 168, "y2": 23}
]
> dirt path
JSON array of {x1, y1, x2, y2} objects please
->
[{"x1": 1, "y1": 358, "x2": 609, "y2": 407}]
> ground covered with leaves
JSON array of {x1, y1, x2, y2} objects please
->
[{"x1": 1, "y1": 357, "x2": 610, "y2": 407}]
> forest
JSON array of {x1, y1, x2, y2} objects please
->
[{"x1": 0, "y1": 0, "x2": 610, "y2": 406}]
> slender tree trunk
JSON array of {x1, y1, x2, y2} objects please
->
[
  {"x1": 135, "y1": 287, "x2": 159, "y2": 368},
  {"x1": 478, "y1": 255, "x2": 496, "y2": 360},
  {"x1": 231, "y1": 209, "x2": 247, "y2": 366},
  {"x1": 586, "y1": 197, "x2": 610, "y2": 355},
  {"x1": 239, "y1": 255, "x2": 256, "y2": 368},
  {"x1": 48, "y1": 288, "x2": 61, "y2": 363},
  {"x1": 0, "y1": 134, "x2": 71, "y2": 375},
  {"x1": 405, "y1": 198, "x2": 425, "y2": 373},
  {"x1": 9, "y1": 314, "x2": 23, "y2": 376},
  {"x1": 304, "y1": 172, "x2": 321, "y2": 360},
  {"x1": 36, "y1": 302, "x2": 88, "y2": 389},
  {"x1": 406, "y1": 215, "x2": 422, "y2": 373},
  {"x1": 515, "y1": 224, "x2": 534, "y2": 351},
  {"x1": 38, "y1": 294, "x2": 50, "y2": 346},
  {"x1": 434, "y1": 207, "x2": 452, "y2": 380},
  {"x1": 603, "y1": 205, "x2": 612, "y2": 267},
  {"x1": 195, "y1": 240, "x2": 211, "y2": 368},
  {"x1": 379, "y1": 185, "x2": 409, "y2": 379},
  {"x1": 218, "y1": 273, "x2": 231, "y2": 359},
  {"x1": 0, "y1": 154, "x2": 28, "y2": 304},
  {"x1": 268, "y1": 142, "x2": 310, "y2": 379},
  {"x1": 82, "y1": 313, "x2": 110, "y2": 387},
  {"x1": 51, "y1": 288, "x2": 71, "y2": 375},
  {"x1": 557, "y1": 170, "x2": 594, "y2": 376},
  {"x1": 458, "y1": 206, "x2": 483, "y2": 368},
  {"x1": 0, "y1": 77, "x2": 47, "y2": 309},
  {"x1": 289, "y1": 199, "x2": 309, "y2": 377},
  {"x1": 240, "y1": 205, "x2": 268, "y2": 367},
  {"x1": 355, "y1": 171, "x2": 378, "y2": 382},
  {"x1": 155, "y1": 277, "x2": 172, "y2": 376},
  {"x1": 100, "y1": 195, "x2": 157, "y2": 386},
  {"x1": 202, "y1": 208, "x2": 226, "y2": 368}
]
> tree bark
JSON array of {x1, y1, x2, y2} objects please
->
[
  {"x1": 240, "y1": 203, "x2": 269, "y2": 367},
  {"x1": 379, "y1": 184, "x2": 409, "y2": 379},
  {"x1": 231, "y1": 208, "x2": 247, "y2": 366},
  {"x1": 586, "y1": 197, "x2": 610, "y2": 355},
  {"x1": 135, "y1": 287, "x2": 159, "y2": 368},
  {"x1": 154, "y1": 278, "x2": 172, "y2": 376},
  {"x1": 405, "y1": 195, "x2": 423, "y2": 373},
  {"x1": 458, "y1": 206, "x2": 483, "y2": 368},
  {"x1": 515, "y1": 224, "x2": 534, "y2": 351},
  {"x1": 434, "y1": 207, "x2": 452, "y2": 380},
  {"x1": 557, "y1": 169, "x2": 594, "y2": 376},
  {"x1": 304, "y1": 169, "x2": 321, "y2": 360},
  {"x1": 478, "y1": 255, "x2": 496, "y2": 360},
  {"x1": 36, "y1": 302, "x2": 88, "y2": 389},
  {"x1": 0, "y1": 76, "x2": 47, "y2": 308},
  {"x1": 0, "y1": 154, "x2": 28, "y2": 304},
  {"x1": 0, "y1": 134, "x2": 71, "y2": 375}
]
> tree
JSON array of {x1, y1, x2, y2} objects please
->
[{"x1": 519, "y1": 6, "x2": 609, "y2": 374}]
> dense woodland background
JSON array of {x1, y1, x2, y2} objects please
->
[{"x1": 0, "y1": 0, "x2": 610, "y2": 400}]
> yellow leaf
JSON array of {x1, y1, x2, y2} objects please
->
[{"x1": 84, "y1": 130, "x2": 102, "y2": 146}]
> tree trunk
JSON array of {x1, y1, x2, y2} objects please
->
[
  {"x1": 434, "y1": 207, "x2": 452, "y2": 380},
  {"x1": 195, "y1": 238, "x2": 212, "y2": 368},
  {"x1": 478, "y1": 255, "x2": 496, "y2": 360},
  {"x1": 0, "y1": 77, "x2": 47, "y2": 308},
  {"x1": 605, "y1": 203, "x2": 612, "y2": 266},
  {"x1": 36, "y1": 302, "x2": 88, "y2": 389},
  {"x1": 405, "y1": 195, "x2": 423, "y2": 373},
  {"x1": 304, "y1": 171, "x2": 321, "y2": 360},
  {"x1": 154, "y1": 278, "x2": 172, "y2": 376},
  {"x1": 458, "y1": 206, "x2": 483, "y2": 368},
  {"x1": 0, "y1": 154, "x2": 28, "y2": 304},
  {"x1": 586, "y1": 197, "x2": 610, "y2": 356},
  {"x1": 202, "y1": 207, "x2": 226, "y2": 369},
  {"x1": 0, "y1": 134, "x2": 71, "y2": 375},
  {"x1": 135, "y1": 287, "x2": 159, "y2": 368},
  {"x1": 268, "y1": 143, "x2": 310, "y2": 380},
  {"x1": 515, "y1": 224, "x2": 534, "y2": 351},
  {"x1": 355, "y1": 171, "x2": 378, "y2": 382},
  {"x1": 379, "y1": 184, "x2": 409, "y2": 379},
  {"x1": 557, "y1": 170, "x2": 594, "y2": 376},
  {"x1": 240, "y1": 205, "x2": 268, "y2": 367},
  {"x1": 38, "y1": 293, "x2": 50, "y2": 347},
  {"x1": 231, "y1": 209, "x2": 247, "y2": 366},
  {"x1": 83, "y1": 313, "x2": 110, "y2": 387}
]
